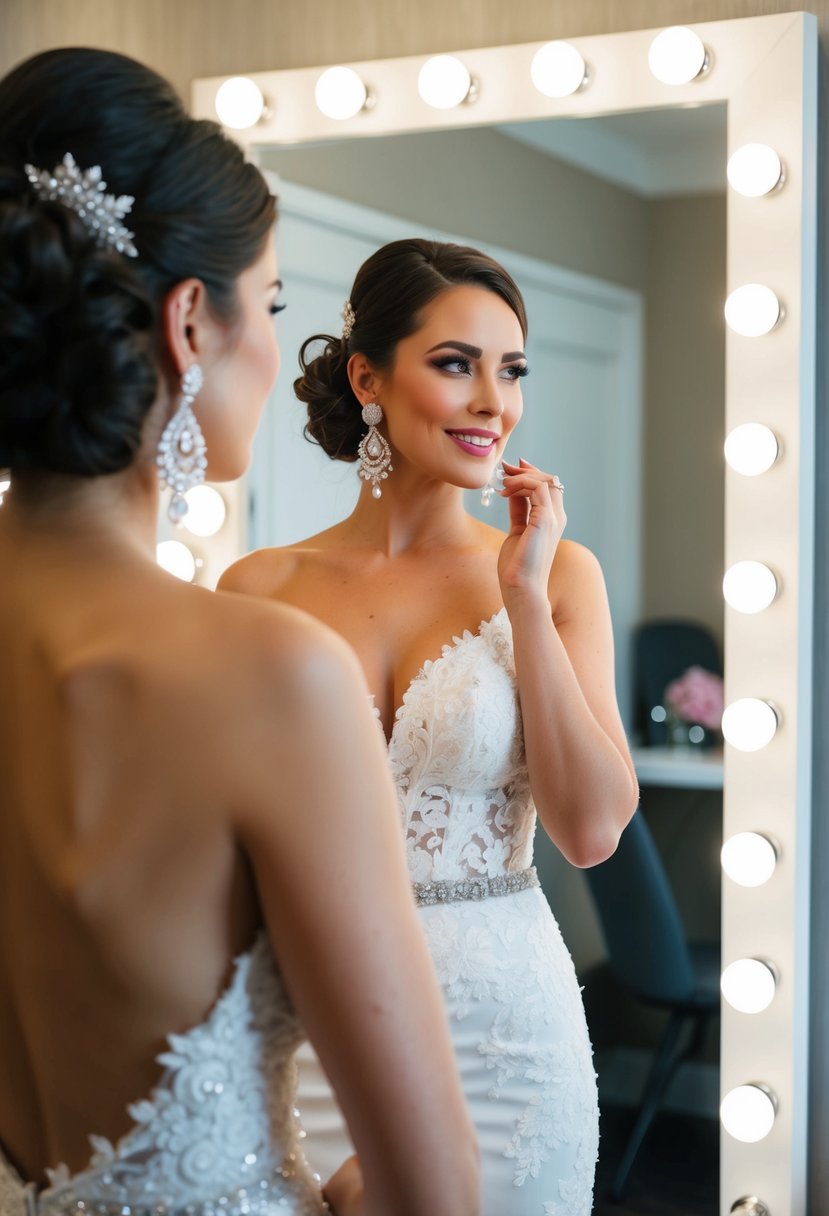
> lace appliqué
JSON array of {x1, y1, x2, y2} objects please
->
[
  {"x1": 33, "y1": 935, "x2": 325, "y2": 1216},
  {"x1": 389, "y1": 610, "x2": 535, "y2": 883}
]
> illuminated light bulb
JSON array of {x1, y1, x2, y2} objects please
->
[
  {"x1": 315, "y1": 66, "x2": 369, "y2": 120},
  {"x1": 727, "y1": 144, "x2": 784, "y2": 197},
  {"x1": 183, "y1": 485, "x2": 227, "y2": 539},
  {"x1": 721, "y1": 958, "x2": 777, "y2": 1013},
  {"x1": 417, "y1": 56, "x2": 476, "y2": 109},
  {"x1": 530, "y1": 41, "x2": 588, "y2": 98},
  {"x1": 648, "y1": 27, "x2": 709, "y2": 86},
  {"x1": 722, "y1": 561, "x2": 778, "y2": 614},
  {"x1": 721, "y1": 698, "x2": 778, "y2": 751},
  {"x1": 0, "y1": 476, "x2": 9, "y2": 505},
  {"x1": 725, "y1": 284, "x2": 782, "y2": 337},
  {"x1": 721, "y1": 832, "x2": 778, "y2": 887},
  {"x1": 724, "y1": 423, "x2": 779, "y2": 476},
  {"x1": 157, "y1": 540, "x2": 197, "y2": 583},
  {"x1": 215, "y1": 77, "x2": 267, "y2": 130},
  {"x1": 720, "y1": 1084, "x2": 777, "y2": 1143}
]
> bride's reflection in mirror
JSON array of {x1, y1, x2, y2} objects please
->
[{"x1": 244, "y1": 107, "x2": 727, "y2": 1210}]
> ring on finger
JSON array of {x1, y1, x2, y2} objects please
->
[{"x1": 551, "y1": 475, "x2": 565, "y2": 492}]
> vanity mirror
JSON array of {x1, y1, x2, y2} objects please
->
[{"x1": 193, "y1": 15, "x2": 817, "y2": 1213}]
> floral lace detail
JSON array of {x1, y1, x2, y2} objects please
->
[
  {"x1": 420, "y1": 892, "x2": 598, "y2": 1210},
  {"x1": 392, "y1": 610, "x2": 598, "y2": 1212},
  {"x1": 389, "y1": 609, "x2": 535, "y2": 882},
  {"x1": 8, "y1": 935, "x2": 326, "y2": 1216},
  {"x1": 0, "y1": 1150, "x2": 31, "y2": 1216}
]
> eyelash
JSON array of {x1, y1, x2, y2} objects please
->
[
  {"x1": 270, "y1": 303, "x2": 286, "y2": 316},
  {"x1": 431, "y1": 356, "x2": 529, "y2": 380}
]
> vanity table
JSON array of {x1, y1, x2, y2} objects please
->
[{"x1": 630, "y1": 745, "x2": 724, "y2": 791}]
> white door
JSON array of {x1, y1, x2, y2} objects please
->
[{"x1": 251, "y1": 180, "x2": 643, "y2": 725}]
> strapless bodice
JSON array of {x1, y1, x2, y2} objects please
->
[
  {"x1": 386, "y1": 608, "x2": 536, "y2": 883},
  {"x1": 0, "y1": 934, "x2": 326, "y2": 1216}
]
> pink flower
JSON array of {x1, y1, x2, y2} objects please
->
[{"x1": 664, "y1": 666, "x2": 724, "y2": 730}]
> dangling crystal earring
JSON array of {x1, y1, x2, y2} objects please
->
[
  {"x1": 157, "y1": 364, "x2": 207, "y2": 523},
  {"x1": 357, "y1": 402, "x2": 393, "y2": 499},
  {"x1": 481, "y1": 462, "x2": 505, "y2": 507}
]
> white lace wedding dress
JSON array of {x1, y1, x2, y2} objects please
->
[
  {"x1": 296, "y1": 607, "x2": 600, "y2": 1216},
  {"x1": 0, "y1": 934, "x2": 327, "y2": 1216}
]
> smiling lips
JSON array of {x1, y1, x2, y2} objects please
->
[{"x1": 445, "y1": 428, "x2": 500, "y2": 457}]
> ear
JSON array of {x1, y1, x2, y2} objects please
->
[
  {"x1": 347, "y1": 353, "x2": 385, "y2": 405},
  {"x1": 160, "y1": 278, "x2": 215, "y2": 377}
]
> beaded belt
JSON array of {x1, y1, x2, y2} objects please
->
[{"x1": 413, "y1": 866, "x2": 539, "y2": 907}]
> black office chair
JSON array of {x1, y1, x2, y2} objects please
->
[
  {"x1": 584, "y1": 811, "x2": 720, "y2": 1200},
  {"x1": 634, "y1": 619, "x2": 722, "y2": 746}
]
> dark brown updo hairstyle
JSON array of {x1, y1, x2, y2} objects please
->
[
  {"x1": 0, "y1": 48, "x2": 276, "y2": 478},
  {"x1": 296, "y1": 238, "x2": 528, "y2": 461}
]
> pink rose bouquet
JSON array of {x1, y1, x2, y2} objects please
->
[{"x1": 664, "y1": 666, "x2": 724, "y2": 731}]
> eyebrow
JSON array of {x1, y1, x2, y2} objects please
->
[{"x1": 426, "y1": 340, "x2": 527, "y2": 362}]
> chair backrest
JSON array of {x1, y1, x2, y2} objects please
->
[
  {"x1": 634, "y1": 619, "x2": 722, "y2": 745},
  {"x1": 584, "y1": 811, "x2": 696, "y2": 1005}
]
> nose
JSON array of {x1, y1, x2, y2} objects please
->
[{"x1": 473, "y1": 374, "x2": 504, "y2": 418}]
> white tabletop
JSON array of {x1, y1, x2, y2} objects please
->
[{"x1": 630, "y1": 745, "x2": 724, "y2": 790}]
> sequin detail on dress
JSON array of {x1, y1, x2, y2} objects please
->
[{"x1": 0, "y1": 934, "x2": 326, "y2": 1216}]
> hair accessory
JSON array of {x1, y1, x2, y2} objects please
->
[
  {"x1": 157, "y1": 364, "x2": 207, "y2": 522},
  {"x1": 24, "y1": 152, "x2": 138, "y2": 257},
  {"x1": 357, "y1": 402, "x2": 392, "y2": 499},
  {"x1": 341, "y1": 300, "x2": 356, "y2": 342}
]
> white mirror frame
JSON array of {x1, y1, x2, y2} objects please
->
[{"x1": 193, "y1": 14, "x2": 818, "y2": 1213}]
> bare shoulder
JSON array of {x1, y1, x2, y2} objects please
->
[
  {"x1": 549, "y1": 540, "x2": 607, "y2": 615},
  {"x1": 218, "y1": 524, "x2": 349, "y2": 598}
]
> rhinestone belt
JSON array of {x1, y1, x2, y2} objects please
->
[{"x1": 413, "y1": 866, "x2": 539, "y2": 907}]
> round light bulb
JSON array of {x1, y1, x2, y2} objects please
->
[
  {"x1": 721, "y1": 698, "x2": 778, "y2": 751},
  {"x1": 720, "y1": 1084, "x2": 777, "y2": 1143},
  {"x1": 315, "y1": 66, "x2": 368, "y2": 120},
  {"x1": 727, "y1": 144, "x2": 784, "y2": 197},
  {"x1": 530, "y1": 41, "x2": 588, "y2": 98},
  {"x1": 183, "y1": 485, "x2": 227, "y2": 539},
  {"x1": 724, "y1": 423, "x2": 779, "y2": 476},
  {"x1": 417, "y1": 56, "x2": 474, "y2": 110},
  {"x1": 725, "y1": 285, "x2": 782, "y2": 337},
  {"x1": 648, "y1": 27, "x2": 709, "y2": 86},
  {"x1": 215, "y1": 77, "x2": 267, "y2": 130},
  {"x1": 157, "y1": 540, "x2": 197, "y2": 583},
  {"x1": 723, "y1": 561, "x2": 778, "y2": 614},
  {"x1": 721, "y1": 958, "x2": 777, "y2": 1013},
  {"x1": 0, "y1": 476, "x2": 9, "y2": 505},
  {"x1": 721, "y1": 832, "x2": 778, "y2": 887}
]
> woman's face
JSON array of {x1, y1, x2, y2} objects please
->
[
  {"x1": 200, "y1": 235, "x2": 282, "y2": 481},
  {"x1": 373, "y1": 284, "x2": 527, "y2": 490}
]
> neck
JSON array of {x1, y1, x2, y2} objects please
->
[
  {"x1": 3, "y1": 454, "x2": 162, "y2": 561},
  {"x1": 346, "y1": 461, "x2": 478, "y2": 557}
]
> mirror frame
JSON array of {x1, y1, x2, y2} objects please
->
[{"x1": 193, "y1": 15, "x2": 818, "y2": 1212}]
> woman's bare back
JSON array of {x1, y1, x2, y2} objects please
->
[{"x1": 0, "y1": 516, "x2": 283, "y2": 1179}]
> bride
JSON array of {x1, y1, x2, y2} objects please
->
[
  {"x1": 221, "y1": 238, "x2": 639, "y2": 1214},
  {"x1": 0, "y1": 55, "x2": 478, "y2": 1216}
]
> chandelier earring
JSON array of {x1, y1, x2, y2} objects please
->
[
  {"x1": 357, "y1": 402, "x2": 393, "y2": 499},
  {"x1": 157, "y1": 363, "x2": 207, "y2": 523}
]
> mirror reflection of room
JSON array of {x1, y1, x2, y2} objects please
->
[{"x1": 244, "y1": 109, "x2": 726, "y2": 1210}]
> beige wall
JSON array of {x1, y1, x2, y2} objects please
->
[
  {"x1": 264, "y1": 129, "x2": 649, "y2": 292},
  {"x1": 3, "y1": 0, "x2": 828, "y2": 101}
]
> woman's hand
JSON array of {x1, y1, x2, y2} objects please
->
[
  {"x1": 322, "y1": 1155, "x2": 364, "y2": 1216},
  {"x1": 497, "y1": 458, "x2": 566, "y2": 605}
]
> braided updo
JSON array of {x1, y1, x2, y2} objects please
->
[
  {"x1": 295, "y1": 238, "x2": 528, "y2": 462},
  {"x1": 0, "y1": 48, "x2": 276, "y2": 477}
]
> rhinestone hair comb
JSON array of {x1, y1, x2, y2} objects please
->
[{"x1": 24, "y1": 152, "x2": 138, "y2": 257}]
